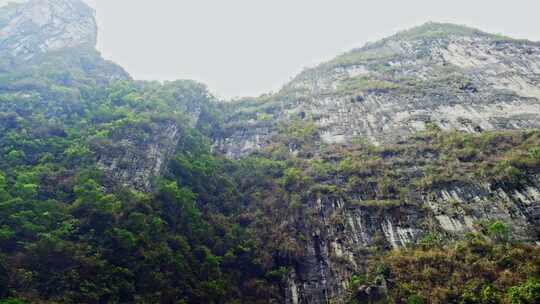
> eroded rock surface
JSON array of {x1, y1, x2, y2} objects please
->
[
  {"x1": 218, "y1": 23, "x2": 540, "y2": 158},
  {"x1": 0, "y1": 0, "x2": 97, "y2": 59},
  {"x1": 285, "y1": 177, "x2": 540, "y2": 304},
  {"x1": 95, "y1": 120, "x2": 183, "y2": 192}
]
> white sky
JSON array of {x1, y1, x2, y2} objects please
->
[{"x1": 83, "y1": 0, "x2": 540, "y2": 99}]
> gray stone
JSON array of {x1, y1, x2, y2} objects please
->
[
  {"x1": 218, "y1": 23, "x2": 540, "y2": 158},
  {"x1": 283, "y1": 177, "x2": 540, "y2": 304},
  {"x1": 0, "y1": 0, "x2": 97, "y2": 59}
]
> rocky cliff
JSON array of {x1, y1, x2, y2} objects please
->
[
  {"x1": 214, "y1": 23, "x2": 540, "y2": 304},
  {"x1": 282, "y1": 149, "x2": 540, "y2": 304},
  {"x1": 94, "y1": 80, "x2": 215, "y2": 191},
  {"x1": 287, "y1": 178, "x2": 540, "y2": 303},
  {"x1": 0, "y1": 2, "x2": 538, "y2": 303},
  {"x1": 0, "y1": 0, "x2": 97, "y2": 60},
  {"x1": 217, "y1": 23, "x2": 540, "y2": 158}
]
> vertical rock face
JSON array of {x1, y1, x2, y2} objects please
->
[
  {"x1": 95, "y1": 120, "x2": 183, "y2": 192},
  {"x1": 92, "y1": 80, "x2": 211, "y2": 191},
  {"x1": 218, "y1": 23, "x2": 540, "y2": 158},
  {"x1": 285, "y1": 178, "x2": 540, "y2": 304},
  {"x1": 0, "y1": 0, "x2": 97, "y2": 59},
  {"x1": 215, "y1": 23, "x2": 540, "y2": 303}
]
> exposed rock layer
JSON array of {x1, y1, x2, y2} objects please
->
[
  {"x1": 0, "y1": 0, "x2": 97, "y2": 59},
  {"x1": 218, "y1": 23, "x2": 540, "y2": 158},
  {"x1": 285, "y1": 178, "x2": 540, "y2": 303}
]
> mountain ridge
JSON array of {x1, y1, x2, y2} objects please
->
[
  {"x1": 0, "y1": 1, "x2": 539, "y2": 304},
  {"x1": 216, "y1": 20, "x2": 540, "y2": 158}
]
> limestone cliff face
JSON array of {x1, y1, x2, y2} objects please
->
[
  {"x1": 0, "y1": 0, "x2": 97, "y2": 59},
  {"x1": 95, "y1": 120, "x2": 183, "y2": 192},
  {"x1": 284, "y1": 177, "x2": 540, "y2": 304},
  {"x1": 93, "y1": 89, "x2": 207, "y2": 191},
  {"x1": 93, "y1": 80, "x2": 211, "y2": 191},
  {"x1": 218, "y1": 23, "x2": 540, "y2": 158},
  {"x1": 214, "y1": 23, "x2": 540, "y2": 303}
]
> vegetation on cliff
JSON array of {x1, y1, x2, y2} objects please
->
[
  {"x1": 0, "y1": 16, "x2": 539, "y2": 304},
  {"x1": 1, "y1": 50, "x2": 539, "y2": 302},
  {"x1": 349, "y1": 235, "x2": 540, "y2": 304}
]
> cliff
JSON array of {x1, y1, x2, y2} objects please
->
[
  {"x1": 217, "y1": 22, "x2": 540, "y2": 158},
  {"x1": 214, "y1": 22, "x2": 540, "y2": 303},
  {"x1": 0, "y1": 0, "x2": 97, "y2": 60},
  {"x1": 0, "y1": 2, "x2": 538, "y2": 303}
]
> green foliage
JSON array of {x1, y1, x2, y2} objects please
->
[
  {"x1": 281, "y1": 167, "x2": 306, "y2": 190},
  {"x1": 0, "y1": 48, "x2": 282, "y2": 303},
  {"x1": 406, "y1": 295, "x2": 425, "y2": 304},
  {"x1": 0, "y1": 299, "x2": 26, "y2": 304},
  {"x1": 370, "y1": 239, "x2": 540, "y2": 304},
  {"x1": 507, "y1": 279, "x2": 540, "y2": 304},
  {"x1": 278, "y1": 119, "x2": 319, "y2": 150},
  {"x1": 327, "y1": 47, "x2": 397, "y2": 68},
  {"x1": 487, "y1": 220, "x2": 510, "y2": 244},
  {"x1": 391, "y1": 22, "x2": 493, "y2": 41},
  {"x1": 418, "y1": 233, "x2": 443, "y2": 250},
  {"x1": 425, "y1": 121, "x2": 442, "y2": 133},
  {"x1": 528, "y1": 146, "x2": 540, "y2": 159},
  {"x1": 349, "y1": 274, "x2": 367, "y2": 291},
  {"x1": 336, "y1": 76, "x2": 399, "y2": 95},
  {"x1": 265, "y1": 267, "x2": 289, "y2": 282}
]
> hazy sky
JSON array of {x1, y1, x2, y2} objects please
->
[{"x1": 82, "y1": 0, "x2": 540, "y2": 99}]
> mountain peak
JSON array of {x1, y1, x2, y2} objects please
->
[
  {"x1": 388, "y1": 21, "x2": 495, "y2": 41},
  {"x1": 0, "y1": 0, "x2": 97, "y2": 60}
]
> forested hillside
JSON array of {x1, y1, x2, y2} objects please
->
[{"x1": 0, "y1": 1, "x2": 539, "y2": 304}]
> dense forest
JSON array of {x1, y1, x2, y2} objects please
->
[{"x1": 0, "y1": 48, "x2": 284, "y2": 303}]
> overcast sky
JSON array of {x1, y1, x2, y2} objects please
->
[{"x1": 83, "y1": 0, "x2": 540, "y2": 99}]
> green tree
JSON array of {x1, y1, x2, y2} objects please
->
[
  {"x1": 507, "y1": 280, "x2": 540, "y2": 304},
  {"x1": 487, "y1": 221, "x2": 510, "y2": 244},
  {"x1": 157, "y1": 181, "x2": 202, "y2": 237},
  {"x1": 407, "y1": 295, "x2": 425, "y2": 304},
  {"x1": 0, "y1": 171, "x2": 8, "y2": 201},
  {"x1": 0, "y1": 299, "x2": 26, "y2": 304},
  {"x1": 528, "y1": 146, "x2": 540, "y2": 159}
]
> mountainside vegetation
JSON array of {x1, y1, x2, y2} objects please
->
[
  {"x1": 0, "y1": 2, "x2": 539, "y2": 302},
  {"x1": 0, "y1": 49, "x2": 538, "y2": 303},
  {"x1": 0, "y1": 51, "x2": 284, "y2": 303},
  {"x1": 351, "y1": 237, "x2": 540, "y2": 304}
]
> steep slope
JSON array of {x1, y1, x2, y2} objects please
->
[
  {"x1": 213, "y1": 23, "x2": 540, "y2": 304},
  {"x1": 0, "y1": 1, "x2": 283, "y2": 303},
  {"x1": 0, "y1": 2, "x2": 538, "y2": 304},
  {"x1": 0, "y1": 0, "x2": 97, "y2": 60},
  {"x1": 259, "y1": 130, "x2": 540, "y2": 304},
  {"x1": 217, "y1": 22, "x2": 540, "y2": 158}
]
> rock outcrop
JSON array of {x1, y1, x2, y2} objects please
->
[
  {"x1": 95, "y1": 120, "x2": 183, "y2": 192},
  {"x1": 93, "y1": 81, "x2": 212, "y2": 192},
  {"x1": 284, "y1": 177, "x2": 540, "y2": 304},
  {"x1": 218, "y1": 23, "x2": 540, "y2": 158},
  {"x1": 213, "y1": 23, "x2": 540, "y2": 303},
  {"x1": 0, "y1": 0, "x2": 97, "y2": 59}
]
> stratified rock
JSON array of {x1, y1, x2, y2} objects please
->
[
  {"x1": 284, "y1": 177, "x2": 540, "y2": 303},
  {"x1": 218, "y1": 22, "x2": 540, "y2": 158},
  {"x1": 216, "y1": 24, "x2": 540, "y2": 304},
  {"x1": 0, "y1": 0, "x2": 97, "y2": 59},
  {"x1": 95, "y1": 120, "x2": 183, "y2": 192}
]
